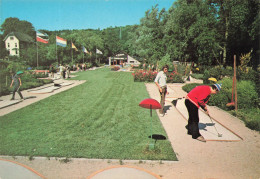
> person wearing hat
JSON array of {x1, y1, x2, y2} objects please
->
[
  {"x1": 10, "y1": 72, "x2": 24, "y2": 100},
  {"x1": 185, "y1": 83, "x2": 222, "y2": 142}
]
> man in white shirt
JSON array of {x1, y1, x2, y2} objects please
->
[{"x1": 154, "y1": 65, "x2": 169, "y2": 116}]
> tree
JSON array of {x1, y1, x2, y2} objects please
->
[
  {"x1": 1, "y1": 17, "x2": 35, "y2": 37},
  {"x1": 164, "y1": 0, "x2": 219, "y2": 65},
  {"x1": 131, "y1": 5, "x2": 167, "y2": 64},
  {"x1": 209, "y1": 0, "x2": 259, "y2": 66}
]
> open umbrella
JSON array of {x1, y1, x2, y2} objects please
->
[
  {"x1": 139, "y1": 98, "x2": 161, "y2": 150},
  {"x1": 17, "y1": 71, "x2": 23, "y2": 75}
]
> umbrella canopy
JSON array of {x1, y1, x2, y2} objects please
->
[
  {"x1": 139, "y1": 98, "x2": 161, "y2": 109},
  {"x1": 16, "y1": 71, "x2": 23, "y2": 75}
]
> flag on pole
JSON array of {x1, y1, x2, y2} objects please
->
[
  {"x1": 72, "y1": 42, "x2": 78, "y2": 51},
  {"x1": 56, "y1": 36, "x2": 67, "y2": 47},
  {"x1": 96, "y1": 48, "x2": 103, "y2": 54},
  {"x1": 82, "y1": 46, "x2": 89, "y2": 54},
  {"x1": 36, "y1": 31, "x2": 49, "y2": 44}
]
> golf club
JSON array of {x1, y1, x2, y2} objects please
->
[{"x1": 208, "y1": 114, "x2": 222, "y2": 137}]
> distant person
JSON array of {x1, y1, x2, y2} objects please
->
[
  {"x1": 49, "y1": 65, "x2": 55, "y2": 78},
  {"x1": 154, "y1": 65, "x2": 169, "y2": 117},
  {"x1": 59, "y1": 64, "x2": 64, "y2": 78},
  {"x1": 10, "y1": 72, "x2": 24, "y2": 100},
  {"x1": 185, "y1": 84, "x2": 222, "y2": 142},
  {"x1": 66, "y1": 65, "x2": 70, "y2": 79}
]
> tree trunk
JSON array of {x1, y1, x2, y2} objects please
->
[{"x1": 223, "y1": 15, "x2": 229, "y2": 65}]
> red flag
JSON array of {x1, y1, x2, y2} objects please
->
[{"x1": 37, "y1": 36, "x2": 49, "y2": 44}]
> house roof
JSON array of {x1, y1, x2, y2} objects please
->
[{"x1": 3, "y1": 32, "x2": 34, "y2": 43}]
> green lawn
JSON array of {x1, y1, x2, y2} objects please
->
[{"x1": 0, "y1": 68, "x2": 177, "y2": 161}]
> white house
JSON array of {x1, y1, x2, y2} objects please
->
[
  {"x1": 3, "y1": 32, "x2": 34, "y2": 56},
  {"x1": 108, "y1": 53, "x2": 140, "y2": 66}
]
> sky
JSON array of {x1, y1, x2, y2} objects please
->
[{"x1": 1, "y1": 0, "x2": 175, "y2": 31}]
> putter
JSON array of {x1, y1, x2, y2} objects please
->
[{"x1": 208, "y1": 115, "x2": 222, "y2": 137}]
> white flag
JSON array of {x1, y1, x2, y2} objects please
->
[{"x1": 96, "y1": 48, "x2": 103, "y2": 54}]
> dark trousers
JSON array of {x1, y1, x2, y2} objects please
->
[
  {"x1": 185, "y1": 99, "x2": 201, "y2": 139},
  {"x1": 159, "y1": 87, "x2": 167, "y2": 114},
  {"x1": 11, "y1": 85, "x2": 23, "y2": 99}
]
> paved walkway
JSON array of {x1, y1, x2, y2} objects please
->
[{"x1": 0, "y1": 74, "x2": 259, "y2": 179}]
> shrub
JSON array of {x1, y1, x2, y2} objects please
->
[
  {"x1": 182, "y1": 77, "x2": 258, "y2": 110},
  {"x1": 111, "y1": 66, "x2": 120, "y2": 71},
  {"x1": 191, "y1": 73, "x2": 204, "y2": 80},
  {"x1": 132, "y1": 70, "x2": 184, "y2": 83},
  {"x1": 236, "y1": 108, "x2": 260, "y2": 131},
  {"x1": 182, "y1": 83, "x2": 202, "y2": 93},
  {"x1": 237, "y1": 68, "x2": 257, "y2": 82},
  {"x1": 203, "y1": 70, "x2": 210, "y2": 84},
  {"x1": 132, "y1": 70, "x2": 157, "y2": 82}
]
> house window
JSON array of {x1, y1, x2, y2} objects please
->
[
  {"x1": 15, "y1": 49, "x2": 18, "y2": 55},
  {"x1": 10, "y1": 37, "x2": 14, "y2": 40},
  {"x1": 8, "y1": 43, "x2": 10, "y2": 47},
  {"x1": 15, "y1": 43, "x2": 17, "y2": 47}
]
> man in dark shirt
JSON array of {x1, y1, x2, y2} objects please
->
[{"x1": 10, "y1": 73, "x2": 24, "y2": 100}]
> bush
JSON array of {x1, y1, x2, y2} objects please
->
[
  {"x1": 132, "y1": 70, "x2": 157, "y2": 82},
  {"x1": 111, "y1": 66, "x2": 120, "y2": 71},
  {"x1": 203, "y1": 69, "x2": 210, "y2": 84},
  {"x1": 182, "y1": 77, "x2": 258, "y2": 110},
  {"x1": 182, "y1": 83, "x2": 202, "y2": 93},
  {"x1": 237, "y1": 68, "x2": 257, "y2": 82},
  {"x1": 235, "y1": 108, "x2": 260, "y2": 131},
  {"x1": 132, "y1": 70, "x2": 184, "y2": 83},
  {"x1": 191, "y1": 73, "x2": 204, "y2": 80}
]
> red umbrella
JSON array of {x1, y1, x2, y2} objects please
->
[
  {"x1": 139, "y1": 98, "x2": 161, "y2": 110},
  {"x1": 139, "y1": 98, "x2": 161, "y2": 150}
]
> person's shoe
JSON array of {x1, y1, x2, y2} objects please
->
[
  {"x1": 20, "y1": 98, "x2": 24, "y2": 101},
  {"x1": 10, "y1": 98, "x2": 14, "y2": 100},
  {"x1": 160, "y1": 113, "x2": 164, "y2": 117},
  {"x1": 196, "y1": 136, "x2": 206, "y2": 142}
]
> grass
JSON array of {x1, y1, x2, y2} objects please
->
[{"x1": 0, "y1": 68, "x2": 177, "y2": 161}]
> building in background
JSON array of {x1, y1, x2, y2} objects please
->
[
  {"x1": 3, "y1": 32, "x2": 34, "y2": 57},
  {"x1": 108, "y1": 53, "x2": 140, "y2": 66}
]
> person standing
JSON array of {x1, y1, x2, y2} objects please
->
[
  {"x1": 59, "y1": 64, "x2": 63, "y2": 78},
  {"x1": 10, "y1": 72, "x2": 24, "y2": 100},
  {"x1": 185, "y1": 84, "x2": 222, "y2": 142},
  {"x1": 49, "y1": 65, "x2": 55, "y2": 78},
  {"x1": 154, "y1": 65, "x2": 169, "y2": 117},
  {"x1": 66, "y1": 65, "x2": 70, "y2": 79}
]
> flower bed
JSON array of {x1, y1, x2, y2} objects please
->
[
  {"x1": 132, "y1": 70, "x2": 184, "y2": 83},
  {"x1": 111, "y1": 66, "x2": 120, "y2": 71}
]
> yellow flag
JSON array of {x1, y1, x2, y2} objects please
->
[{"x1": 72, "y1": 42, "x2": 78, "y2": 51}]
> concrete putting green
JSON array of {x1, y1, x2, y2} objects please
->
[
  {"x1": 175, "y1": 98, "x2": 242, "y2": 141},
  {"x1": 0, "y1": 159, "x2": 45, "y2": 179},
  {"x1": 87, "y1": 165, "x2": 161, "y2": 179}
]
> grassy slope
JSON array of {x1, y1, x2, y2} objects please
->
[{"x1": 0, "y1": 68, "x2": 177, "y2": 160}]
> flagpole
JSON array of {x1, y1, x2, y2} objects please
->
[
  {"x1": 36, "y1": 31, "x2": 39, "y2": 68},
  {"x1": 56, "y1": 34, "x2": 58, "y2": 64},
  {"x1": 71, "y1": 40, "x2": 73, "y2": 63}
]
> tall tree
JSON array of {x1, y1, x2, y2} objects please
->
[
  {"x1": 209, "y1": 0, "x2": 259, "y2": 66},
  {"x1": 164, "y1": 0, "x2": 219, "y2": 65},
  {"x1": 132, "y1": 5, "x2": 167, "y2": 64},
  {"x1": 1, "y1": 17, "x2": 35, "y2": 37}
]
